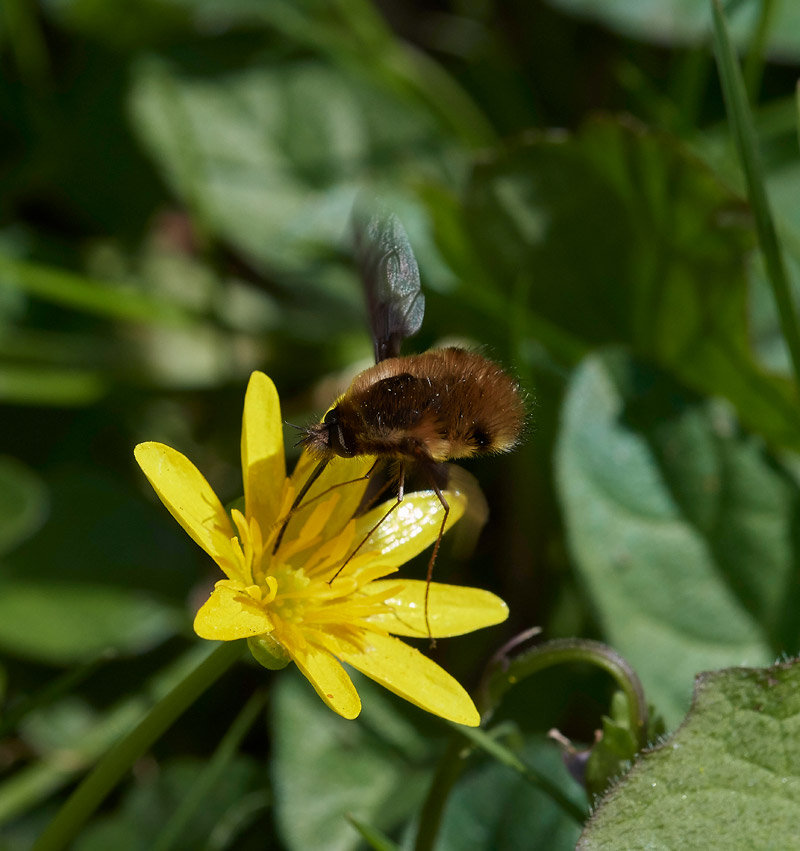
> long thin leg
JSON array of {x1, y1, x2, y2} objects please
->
[
  {"x1": 328, "y1": 463, "x2": 406, "y2": 584},
  {"x1": 354, "y1": 464, "x2": 397, "y2": 516},
  {"x1": 272, "y1": 458, "x2": 382, "y2": 555},
  {"x1": 422, "y1": 468, "x2": 450, "y2": 647},
  {"x1": 273, "y1": 458, "x2": 328, "y2": 555}
]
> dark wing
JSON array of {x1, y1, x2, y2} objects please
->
[{"x1": 353, "y1": 204, "x2": 425, "y2": 363}]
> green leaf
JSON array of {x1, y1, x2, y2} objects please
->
[
  {"x1": 128, "y1": 57, "x2": 460, "y2": 274},
  {"x1": 555, "y1": 349, "x2": 795, "y2": 723},
  {"x1": 464, "y1": 117, "x2": 800, "y2": 449},
  {"x1": 271, "y1": 669, "x2": 434, "y2": 851},
  {"x1": 437, "y1": 737, "x2": 583, "y2": 851},
  {"x1": 579, "y1": 659, "x2": 800, "y2": 850},
  {"x1": 4, "y1": 467, "x2": 198, "y2": 599},
  {"x1": 547, "y1": 0, "x2": 800, "y2": 58},
  {"x1": 0, "y1": 457, "x2": 47, "y2": 557},
  {"x1": 584, "y1": 691, "x2": 665, "y2": 802},
  {"x1": 0, "y1": 582, "x2": 181, "y2": 664}
]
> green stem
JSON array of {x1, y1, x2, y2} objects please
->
[
  {"x1": 743, "y1": 0, "x2": 776, "y2": 103},
  {"x1": 670, "y1": 45, "x2": 713, "y2": 132},
  {"x1": 32, "y1": 641, "x2": 244, "y2": 851},
  {"x1": 456, "y1": 725, "x2": 587, "y2": 824},
  {"x1": 153, "y1": 687, "x2": 267, "y2": 851},
  {"x1": 478, "y1": 638, "x2": 649, "y2": 748},
  {"x1": 1, "y1": 0, "x2": 50, "y2": 88},
  {"x1": 417, "y1": 638, "x2": 641, "y2": 851},
  {"x1": 413, "y1": 738, "x2": 468, "y2": 851},
  {"x1": 712, "y1": 0, "x2": 800, "y2": 395}
]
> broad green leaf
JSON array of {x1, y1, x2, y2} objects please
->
[
  {"x1": 463, "y1": 116, "x2": 800, "y2": 449},
  {"x1": 437, "y1": 737, "x2": 583, "y2": 851},
  {"x1": 128, "y1": 57, "x2": 459, "y2": 275},
  {"x1": 271, "y1": 669, "x2": 433, "y2": 851},
  {"x1": 0, "y1": 457, "x2": 46, "y2": 557},
  {"x1": 0, "y1": 582, "x2": 180, "y2": 664},
  {"x1": 579, "y1": 660, "x2": 800, "y2": 850},
  {"x1": 555, "y1": 350, "x2": 792, "y2": 723},
  {"x1": 547, "y1": 0, "x2": 800, "y2": 58},
  {"x1": 4, "y1": 467, "x2": 198, "y2": 599}
]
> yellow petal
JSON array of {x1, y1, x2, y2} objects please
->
[
  {"x1": 194, "y1": 582, "x2": 274, "y2": 640},
  {"x1": 348, "y1": 490, "x2": 466, "y2": 577},
  {"x1": 335, "y1": 631, "x2": 479, "y2": 726},
  {"x1": 241, "y1": 372, "x2": 285, "y2": 527},
  {"x1": 280, "y1": 625, "x2": 361, "y2": 719},
  {"x1": 364, "y1": 580, "x2": 509, "y2": 638},
  {"x1": 286, "y1": 452, "x2": 376, "y2": 546},
  {"x1": 134, "y1": 442, "x2": 238, "y2": 577}
]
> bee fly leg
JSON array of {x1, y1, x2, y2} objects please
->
[
  {"x1": 421, "y1": 464, "x2": 450, "y2": 649},
  {"x1": 328, "y1": 463, "x2": 406, "y2": 585},
  {"x1": 273, "y1": 458, "x2": 330, "y2": 555},
  {"x1": 272, "y1": 457, "x2": 383, "y2": 556},
  {"x1": 355, "y1": 460, "x2": 400, "y2": 516}
]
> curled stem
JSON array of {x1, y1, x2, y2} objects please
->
[
  {"x1": 478, "y1": 637, "x2": 649, "y2": 748},
  {"x1": 415, "y1": 636, "x2": 649, "y2": 851}
]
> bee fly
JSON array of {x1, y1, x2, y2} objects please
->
[{"x1": 274, "y1": 204, "x2": 525, "y2": 638}]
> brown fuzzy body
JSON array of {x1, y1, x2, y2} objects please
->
[{"x1": 302, "y1": 347, "x2": 525, "y2": 464}]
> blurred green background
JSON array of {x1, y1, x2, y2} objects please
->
[{"x1": 2, "y1": 0, "x2": 800, "y2": 848}]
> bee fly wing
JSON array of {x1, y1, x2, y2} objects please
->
[{"x1": 352, "y1": 201, "x2": 425, "y2": 363}]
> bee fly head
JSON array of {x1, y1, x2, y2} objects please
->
[{"x1": 298, "y1": 407, "x2": 356, "y2": 458}]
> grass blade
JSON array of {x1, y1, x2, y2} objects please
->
[
  {"x1": 0, "y1": 258, "x2": 191, "y2": 326},
  {"x1": 711, "y1": 0, "x2": 800, "y2": 395}
]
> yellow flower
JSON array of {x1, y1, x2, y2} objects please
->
[{"x1": 135, "y1": 372, "x2": 508, "y2": 726}]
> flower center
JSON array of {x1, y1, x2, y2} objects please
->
[
  {"x1": 230, "y1": 504, "x2": 363, "y2": 627},
  {"x1": 267, "y1": 564, "x2": 312, "y2": 623}
]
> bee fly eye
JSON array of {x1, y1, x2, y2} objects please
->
[
  {"x1": 322, "y1": 409, "x2": 354, "y2": 458},
  {"x1": 330, "y1": 424, "x2": 354, "y2": 457}
]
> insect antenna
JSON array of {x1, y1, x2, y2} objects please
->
[{"x1": 284, "y1": 421, "x2": 306, "y2": 445}]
